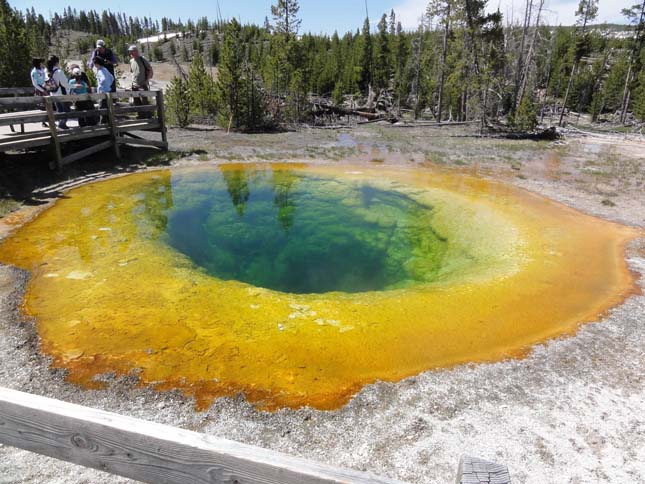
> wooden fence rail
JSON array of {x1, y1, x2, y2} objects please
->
[
  {"x1": 0, "y1": 90, "x2": 167, "y2": 171},
  {"x1": 0, "y1": 387, "x2": 406, "y2": 484}
]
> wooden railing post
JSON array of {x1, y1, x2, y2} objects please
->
[
  {"x1": 105, "y1": 93, "x2": 121, "y2": 160},
  {"x1": 156, "y1": 90, "x2": 168, "y2": 149},
  {"x1": 45, "y1": 97, "x2": 63, "y2": 171}
]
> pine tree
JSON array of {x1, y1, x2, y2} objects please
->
[
  {"x1": 559, "y1": 0, "x2": 599, "y2": 125},
  {"x1": 271, "y1": 0, "x2": 301, "y2": 39},
  {"x1": 511, "y1": 94, "x2": 538, "y2": 131},
  {"x1": 0, "y1": 0, "x2": 31, "y2": 87},
  {"x1": 373, "y1": 14, "x2": 391, "y2": 90},
  {"x1": 153, "y1": 43, "x2": 164, "y2": 61},
  {"x1": 287, "y1": 69, "x2": 306, "y2": 121},
  {"x1": 393, "y1": 22, "x2": 408, "y2": 106},
  {"x1": 241, "y1": 41, "x2": 268, "y2": 130},
  {"x1": 388, "y1": 10, "x2": 396, "y2": 36},
  {"x1": 359, "y1": 17, "x2": 373, "y2": 93},
  {"x1": 188, "y1": 52, "x2": 216, "y2": 117},
  {"x1": 427, "y1": 0, "x2": 460, "y2": 121},
  {"x1": 166, "y1": 77, "x2": 192, "y2": 127},
  {"x1": 216, "y1": 19, "x2": 245, "y2": 129},
  {"x1": 619, "y1": 0, "x2": 645, "y2": 122}
]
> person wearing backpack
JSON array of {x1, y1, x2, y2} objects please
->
[
  {"x1": 128, "y1": 45, "x2": 154, "y2": 119},
  {"x1": 45, "y1": 56, "x2": 71, "y2": 130}
]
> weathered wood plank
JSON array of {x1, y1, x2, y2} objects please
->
[
  {"x1": 455, "y1": 456, "x2": 511, "y2": 484},
  {"x1": 113, "y1": 90, "x2": 160, "y2": 98},
  {"x1": 60, "y1": 140, "x2": 114, "y2": 166},
  {"x1": 55, "y1": 127, "x2": 112, "y2": 143},
  {"x1": 0, "y1": 134, "x2": 53, "y2": 151},
  {"x1": 117, "y1": 137, "x2": 168, "y2": 149},
  {"x1": 55, "y1": 109, "x2": 108, "y2": 121},
  {"x1": 105, "y1": 94, "x2": 121, "y2": 160},
  {"x1": 156, "y1": 90, "x2": 168, "y2": 148},
  {"x1": 48, "y1": 93, "x2": 108, "y2": 103},
  {"x1": 0, "y1": 388, "x2": 404, "y2": 484},
  {"x1": 0, "y1": 96, "x2": 47, "y2": 107},
  {"x1": 0, "y1": 87, "x2": 35, "y2": 96},
  {"x1": 116, "y1": 120, "x2": 161, "y2": 132},
  {"x1": 0, "y1": 109, "x2": 109, "y2": 127},
  {"x1": 0, "y1": 113, "x2": 47, "y2": 127},
  {"x1": 113, "y1": 105, "x2": 159, "y2": 114}
]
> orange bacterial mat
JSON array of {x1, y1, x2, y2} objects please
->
[{"x1": 0, "y1": 164, "x2": 639, "y2": 410}]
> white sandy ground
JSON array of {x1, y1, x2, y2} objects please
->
[{"x1": 0, "y1": 157, "x2": 643, "y2": 483}]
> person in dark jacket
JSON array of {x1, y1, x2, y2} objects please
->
[{"x1": 89, "y1": 39, "x2": 118, "y2": 92}]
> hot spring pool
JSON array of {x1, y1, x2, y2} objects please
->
[{"x1": 0, "y1": 164, "x2": 638, "y2": 409}]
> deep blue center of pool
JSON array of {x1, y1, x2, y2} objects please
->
[{"x1": 139, "y1": 169, "x2": 447, "y2": 294}]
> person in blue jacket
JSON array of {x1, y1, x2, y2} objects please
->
[
  {"x1": 69, "y1": 67, "x2": 98, "y2": 127},
  {"x1": 93, "y1": 57, "x2": 115, "y2": 124}
]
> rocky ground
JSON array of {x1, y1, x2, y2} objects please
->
[{"x1": 0, "y1": 124, "x2": 643, "y2": 483}]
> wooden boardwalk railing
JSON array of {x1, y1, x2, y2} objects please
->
[
  {"x1": 0, "y1": 87, "x2": 35, "y2": 134},
  {"x1": 0, "y1": 387, "x2": 407, "y2": 484},
  {"x1": 0, "y1": 89, "x2": 168, "y2": 171}
]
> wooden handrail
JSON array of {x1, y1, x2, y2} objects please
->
[
  {"x1": 0, "y1": 387, "x2": 403, "y2": 484},
  {"x1": 0, "y1": 87, "x2": 34, "y2": 96},
  {"x1": 0, "y1": 90, "x2": 161, "y2": 107}
]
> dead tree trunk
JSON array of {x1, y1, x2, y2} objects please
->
[
  {"x1": 513, "y1": 0, "x2": 534, "y2": 111},
  {"x1": 559, "y1": 2, "x2": 594, "y2": 126},
  {"x1": 620, "y1": 0, "x2": 645, "y2": 123},
  {"x1": 437, "y1": 4, "x2": 451, "y2": 122},
  {"x1": 516, "y1": 0, "x2": 545, "y2": 111}
]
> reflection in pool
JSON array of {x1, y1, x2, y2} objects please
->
[
  {"x1": 0, "y1": 164, "x2": 639, "y2": 410},
  {"x1": 163, "y1": 170, "x2": 447, "y2": 293}
]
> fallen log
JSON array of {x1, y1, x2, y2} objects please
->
[{"x1": 485, "y1": 125, "x2": 559, "y2": 140}]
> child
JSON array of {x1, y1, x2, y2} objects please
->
[
  {"x1": 68, "y1": 68, "x2": 89, "y2": 94},
  {"x1": 69, "y1": 68, "x2": 98, "y2": 127}
]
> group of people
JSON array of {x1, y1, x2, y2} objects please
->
[{"x1": 30, "y1": 40, "x2": 154, "y2": 129}]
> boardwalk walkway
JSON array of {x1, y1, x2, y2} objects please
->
[{"x1": 0, "y1": 88, "x2": 167, "y2": 171}]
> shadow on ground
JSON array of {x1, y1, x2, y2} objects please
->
[{"x1": 0, "y1": 144, "x2": 202, "y2": 217}]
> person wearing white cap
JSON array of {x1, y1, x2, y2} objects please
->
[
  {"x1": 69, "y1": 67, "x2": 99, "y2": 127},
  {"x1": 128, "y1": 45, "x2": 154, "y2": 119},
  {"x1": 69, "y1": 67, "x2": 89, "y2": 94},
  {"x1": 89, "y1": 39, "x2": 118, "y2": 92}
]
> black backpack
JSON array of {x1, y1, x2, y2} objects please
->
[{"x1": 45, "y1": 68, "x2": 67, "y2": 95}]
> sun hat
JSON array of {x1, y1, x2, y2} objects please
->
[
  {"x1": 128, "y1": 45, "x2": 138, "y2": 52},
  {"x1": 96, "y1": 39, "x2": 106, "y2": 48},
  {"x1": 72, "y1": 67, "x2": 82, "y2": 76}
]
